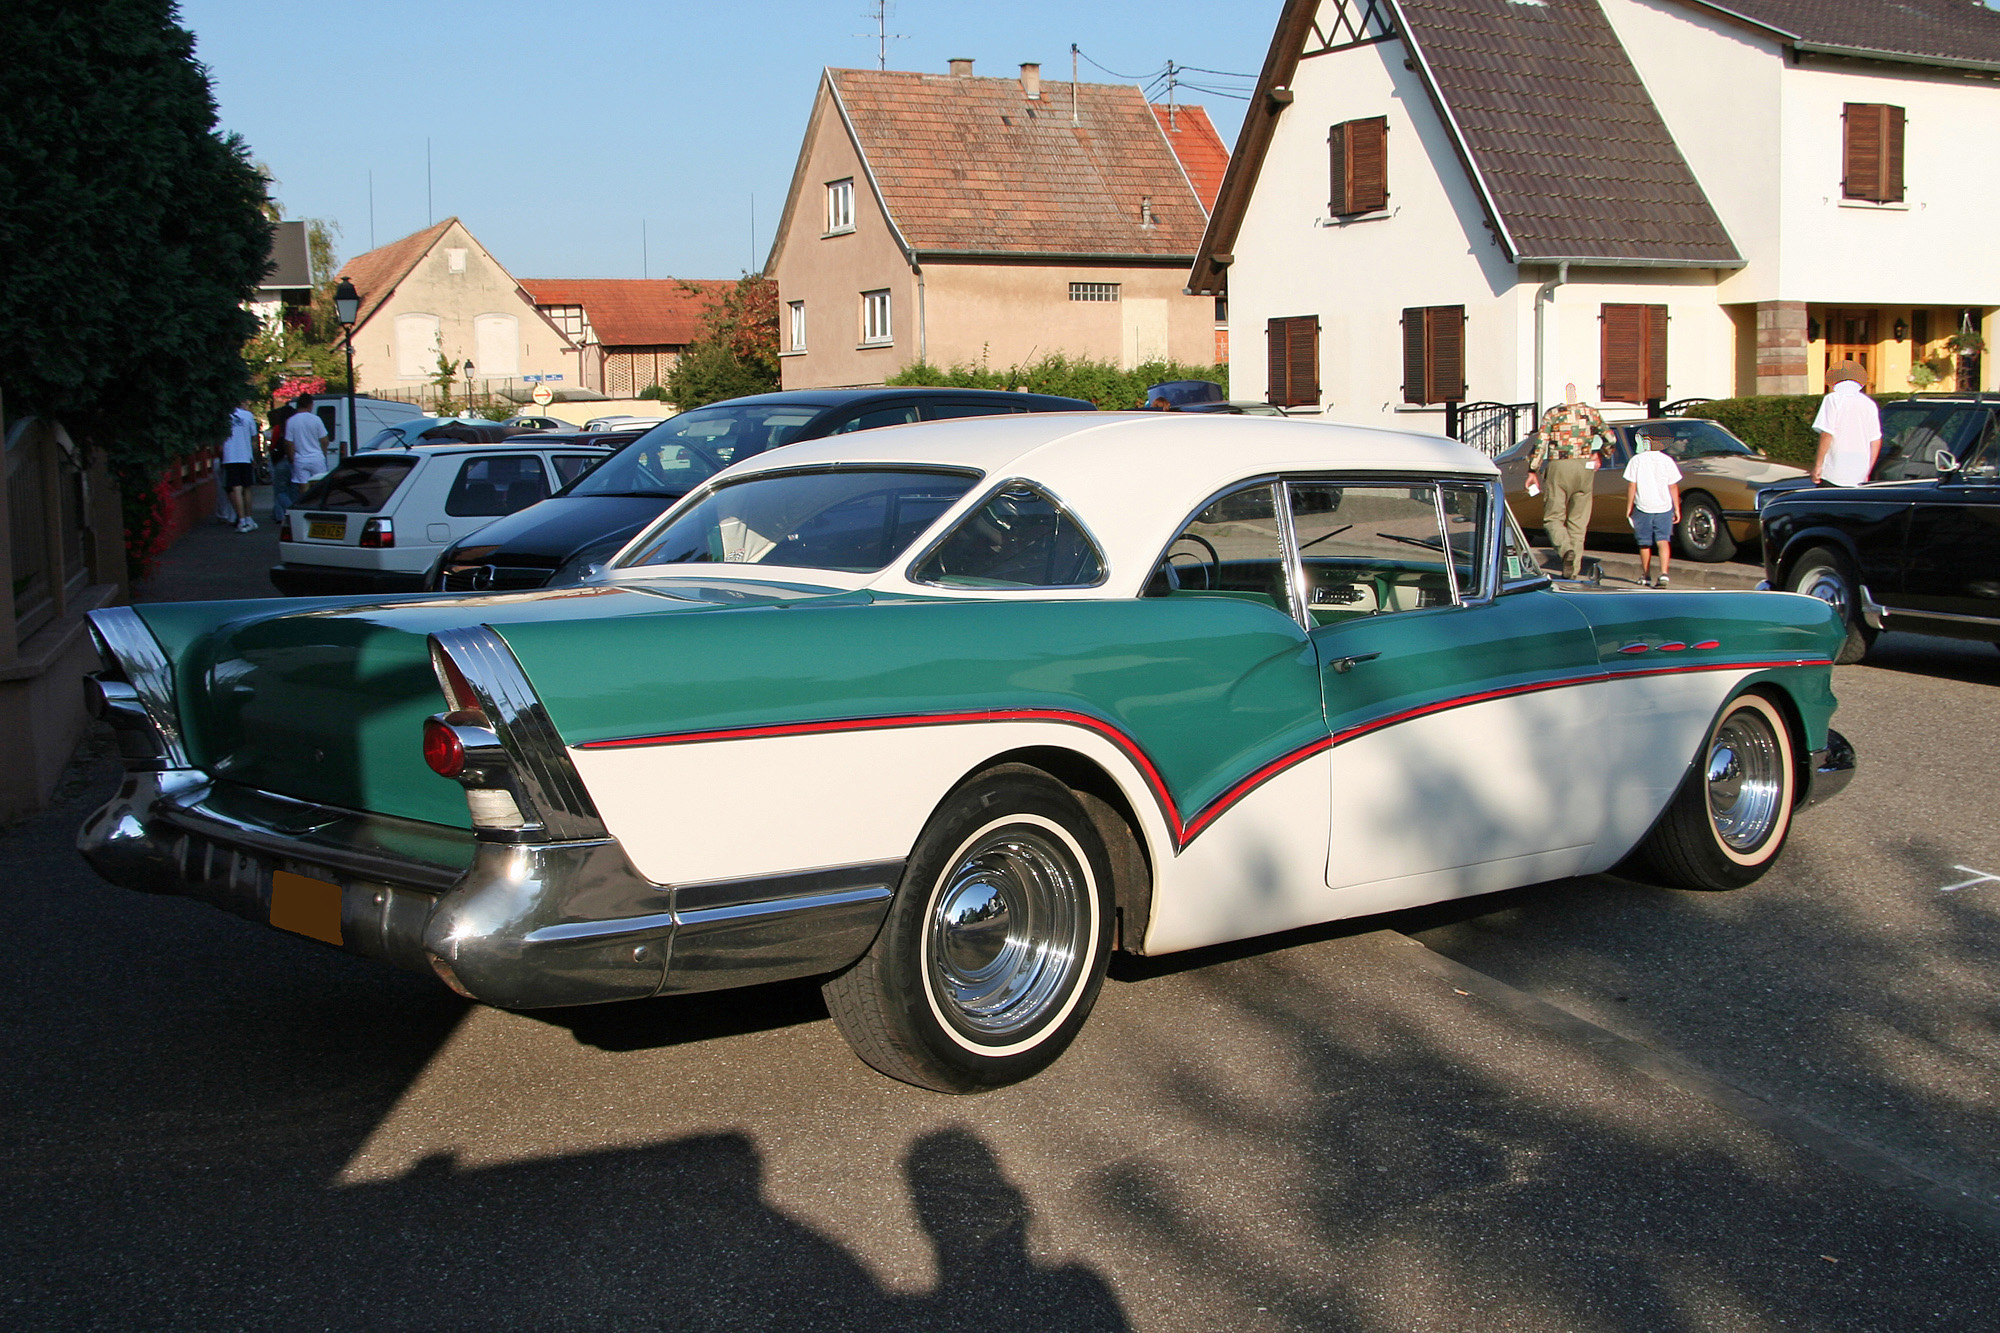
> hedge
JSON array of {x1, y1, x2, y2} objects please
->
[
  {"x1": 1680, "y1": 395, "x2": 1821, "y2": 469},
  {"x1": 887, "y1": 354, "x2": 1226, "y2": 410}
]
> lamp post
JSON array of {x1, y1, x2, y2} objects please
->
[{"x1": 333, "y1": 278, "x2": 360, "y2": 457}]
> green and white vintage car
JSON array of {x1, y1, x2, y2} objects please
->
[{"x1": 80, "y1": 413, "x2": 1855, "y2": 1092}]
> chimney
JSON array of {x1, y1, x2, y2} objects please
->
[
  {"x1": 1020, "y1": 62, "x2": 1041, "y2": 99},
  {"x1": 948, "y1": 58, "x2": 973, "y2": 77},
  {"x1": 1140, "y1": 195, "x2": 1157, "y2": 227}
]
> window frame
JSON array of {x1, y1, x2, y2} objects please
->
[
  {"x1": 788, "y1": 299, "x2": 807, "y2": 351},
  {"x1": 1842, "y1": 103, "x2": 1906, "y2": 204},
  {"x1": 825, "y1": 178, "x2": 856, "y2": 234},
  {"x1": 1069, "y1": 281, "x2": 1121, "y2": 303},
  {"x1": 904, "y1": 477, "x2": 1110, "y2": 591},
  {"x1": 860, "y1": 289, "x2": 893, "y2": 346}
]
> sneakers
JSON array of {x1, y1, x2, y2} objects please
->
[
  {"x1": 237, "y1": 516, "x2": 258, "y2": 533},
  {"x1": 1639, "y1": 576, "x2": 1653, "y2": 588},
  {"x1": 1656, "y1": 574, "x2": 1670, "y2": 587}
]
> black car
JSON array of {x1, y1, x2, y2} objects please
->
[
  {"x1": 1760, "y1": 396, "x2": 2000, "y2": 662},
  {"x1": 427, "y1": 387, "x2": 1094, "y2": 593}
]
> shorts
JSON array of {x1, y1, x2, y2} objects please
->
[
  {"x1": 1632, "y1": 509, "x2": 1674, "y2": 546},
  {"x1": 221, "y1": 462, "x2": 254, "y2": 489}
]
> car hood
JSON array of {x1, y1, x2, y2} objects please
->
[
  {"x1": 444, "y1": 495, "x2": 679, "y2": 566},
  {"x1": 1676, "y1": 456, "x2": 1809, "y2": 486}
]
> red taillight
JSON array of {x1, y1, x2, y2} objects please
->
[
  {"x1": 281, "y1": 514, "x2": 295, "y2": 541},
  {"x1": 422, "y1": 717, "x2": 465, "y2": 777},
  {"x1": 361, "y1": 517, "x2": 394, "y2": 548}
]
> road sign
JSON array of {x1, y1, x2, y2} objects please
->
[{"x1": 531, "y1": 385, "x2": 554, "y2": 406}]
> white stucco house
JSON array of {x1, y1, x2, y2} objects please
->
[{"x1": 1192, "y1": 0, "x2": 2000, "y2": 437}]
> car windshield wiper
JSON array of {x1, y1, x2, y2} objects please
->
[
  {"x1": 579, "y1": 488, "x2": 678, "y2": 499},
  {"x1": 1376, "y1": 531, "x2": 1444, "y2": 553},
  {"x1": 1299, "y1": 524, "x2": 1353, "y2": 552}
]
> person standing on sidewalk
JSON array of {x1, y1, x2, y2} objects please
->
[
  {"x1": 1811, "y1": 361, "x2": 1882, "y2": 487},
  {"x1": 1624, "y1": 426, "x2": 1683, "y2": 587},
  {"x1": 1528, "y1": 382, "x2": 1611, "y2": 579},
  {"x1": 220, "y1": 402, "x2": 258, "y2": 532},
  {"x1": 284, "y1": 394, "x2": 332, "y2": 498},
  {"x1": 268, "y1": 403, "x2": 295, "y2": 525}
]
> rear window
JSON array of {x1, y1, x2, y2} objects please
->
[{"x1": 294, "y1": 456, "x2": 417, "y2": 512}]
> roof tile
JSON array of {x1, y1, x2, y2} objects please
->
[{"x1": 516, "y1": 278, "x2": 734, "y2": 346}]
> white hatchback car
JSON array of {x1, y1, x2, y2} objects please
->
[{"x1": 270, "y1": 440, "x2": 614, "y2": 595}]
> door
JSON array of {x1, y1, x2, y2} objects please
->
[
  {"x1": 1286, "y1": 479, "x2": 1605, "y2": 896},
  {"x1": 1590, "y1": 427, "x2": 1636, "y2": 532},
  {"x1": 1900, "y1": 416, "x2": 2000, "y2": 622},
  {"x1": 1824, "y1": 308, "x2": 1878, "y2": 391}
]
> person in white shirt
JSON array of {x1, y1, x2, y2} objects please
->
[
  {"x1": 284, "y1": 393, "x2": 332, "y2": 488},
  {"x1": 220, "y1": 404, "x2": 259, "y2": 532},
  {"x1": 1624, "y1": 427, "x2": 1683, "y2": 588},
  {"x1": 1810, "y1": 363, "x2": 1883, "y2": 487}
]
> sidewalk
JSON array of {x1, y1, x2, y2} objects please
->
[
  {"x1": 1538, "y1": 541, "x2": 1766, "y2": 591},
  {"x1": 133, "y1": 484, "x2": 284, "y2": 603}
]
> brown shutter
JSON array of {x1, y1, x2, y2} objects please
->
[
  {"x1": 1646, "y1": 305, "x2": 1669, "y2": 400},
  {"x1": 1843, "y1": 103, "x2": 1905, "y2": 203},
  {"x1": 1883, "y1": 106, "x2": 1905, "y2": 203},
  {"x1": 1349, "y1": 117, "x2": 1388, "y2": 214},
  {"x1": 1600, "y1": 304, "x2": 1668, "y2": 403},
  {"x1": 1327, "y1": 123, "x2": 1349, "y2": 217},
  {"x1": 1402, "y1": 308, "x2": 1427, "y2": 404},
  {"x1": 1267, "y1": 316, "x2": 1320, "y2": 407},
  {"x1": 1428, "y1": 305, "x2": 1465, "y2": 402}
]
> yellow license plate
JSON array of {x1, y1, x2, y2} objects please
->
[
  {"x1": 307, "y1": 519, "x2": 346, "y2": 540},
  {"x1": 270, "y1": 870, "x2": 344, "y2": 945}
]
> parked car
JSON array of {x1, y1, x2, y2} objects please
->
[
  {"x1": 268, "y1": 437, "x2": 620, "y2": 595},
  {"x1": 295, "y1": 394, "x2": 425, "y2": 455},
  {"x1": 582, "y1": 415, "x2": 670, "y2": 432},
  {"x1": 500, "y1": 414, "x2": 572, "y2": 432},
  {"x1": 359, "y1": 417, "x2": 525, "y2": 451},
  {"x1": 83, "y1": 413, "x2": 1852, "y2": 1093},
  {"x1": 428, "y1": 386, "x2": 1095, "y2": 593},
  {"x1": 1759, "y1": 400, "x2": 1999, "y2": 662},
  {"x1": 1499, "y1": 417, "x2": 1813, "y2": 561}
]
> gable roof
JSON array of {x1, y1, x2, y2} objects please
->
[
  {"x1": 516, "y1": 278, "x2": 733, "y2": 346},
  {"x1": 1191, "y1": 0, "x2": 1744, "y2": 291},
  {"x1": 1683, "y1": 0, "x2": 2000, "y2": 71},
  {"x1": 810, "y1": 68, "x2": 1219, "y2": 261},
  {"x1": 1153, "y1": 105, "x2": 1230, "y2": 210},
  {"x1": 336, "y1": 218, "x2": 456, "y2": 329}
]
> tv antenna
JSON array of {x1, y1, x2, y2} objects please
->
[{"x1": 856, "y1": 1, "x2": 909, "y2": 70}]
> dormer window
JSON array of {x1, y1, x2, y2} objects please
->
[{"x1": 826, "y1": 179, "x2": 855, "y2": 234}]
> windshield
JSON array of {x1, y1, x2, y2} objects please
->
[
  {"x1": 1628, "y1": 420, "x2": 1755, "y2": 460},
  {"x1": 561, "y1": 433, "x2": 726, "y2": 499},
  {"x1": 619, "y1": 469, "x2": 978, "y2": 574}
]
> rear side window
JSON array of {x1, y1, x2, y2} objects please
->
[
  {"x1": 551, "y1": 453, "x2": 602, "y2": 488},
  {"x1": 922, "y1": 401, "x2": 1028, "y2": 421},
  {"x1": 295, "y1": 456, "x2": 417, "y2": 512},
  {"x1": 823, "y1": 404, "x2": 920, "y2": 435},
  {"x1": 445, "y1": 454, "x2": 550, "y2": 517},
  {"x1": 1876, "y1": 405, "x2": 1981, "y2": 480},
  {"x1": 912, "y1": 482, "x2": 1105, "y2": 588}
]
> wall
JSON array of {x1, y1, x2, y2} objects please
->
[
  {"x1": 920, "y1": 262, "x2": 1215, "y2": 375},
  {"x1": 773, "y1": 84, "x2": 920, "y2": 389},
  {"x1": 349, "y1": 221, "x2": 577, "y2": 393}
]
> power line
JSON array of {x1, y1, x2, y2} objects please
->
[{"x1": 1072, "y1": 46, "x2": 1166, "y2": 82}]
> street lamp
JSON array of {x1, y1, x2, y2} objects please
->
[{"x1": 333, "y1": 277, "x2": 360, "y2": 457}]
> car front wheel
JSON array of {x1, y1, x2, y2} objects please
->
[
  {"x1": 1675, "y1": 492, "x2": 1738, "y2": 563},
  {"x1": 1627, "y1": 692, "x2": 1796, "y2": 892},
  {"x1": 1788, "y1": 547, "x2": 1875, "y2": 664},
  {"x1": 822, "y1": 765, "x2": 1115, "y2": 1093}
]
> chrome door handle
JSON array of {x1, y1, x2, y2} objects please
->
[{"x1": 1329, "y1": 652, "x2": 1381, "y2": 674}]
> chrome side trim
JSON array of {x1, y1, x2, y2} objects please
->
[
  {"x1": 1881, "y1": 604, "x2": 2000, "y2": 629},
  {"x1": 1859, "y1": 585, "x2": 1888, "y2": 631},
  {"x1": 663, "y1": 859, "x2": 903, "y2": 994},
  {"x1": 86, "y1": 607, "x2": 189, "y2": 768},
  {"x1": 1802, "y1": 729, "x2": 1856, "y2": 809},
  {"x1": 430, "y1": 625, "x2": 607, "y2": 842}
]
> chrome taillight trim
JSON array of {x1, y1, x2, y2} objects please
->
[
  {"x1": 86, "y1": 607, "x2": 190, "y2": 769},
  {"x1": 428, "y1": 626, "x2": 607, "y2": 842}
]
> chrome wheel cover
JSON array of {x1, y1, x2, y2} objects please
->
[
  {"x1": 1706, "y1": 708, "x2": 1784, "y2": 851},
  {"x1": 1684, "y1": 504, "x2": 1719, "y2": 551},
  {"x1": 1795, "y1": 565, "x2": 1852, "y2": 622},
  {"x1": 927, "y1": 827, "x2": 1087, "y2": 1040}
]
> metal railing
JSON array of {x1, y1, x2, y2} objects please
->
[{"x1": 1447, "y1": 401, "x2": 1540, "y2": 457}]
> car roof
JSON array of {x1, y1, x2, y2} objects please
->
[
  {"x1": 696, "y1": 387, "x2": 1092, "y2": 410},
  {"x1": 346, "y1": 440, "x2": 605, "y2": 460}
]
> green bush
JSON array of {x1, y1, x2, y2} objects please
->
[
  {"x1": 887, "y1": 353, "x2": 1226, "y2": 409},
  {"x1": 1681, "y1": 395, "x2": 1821, "y2": 469}
]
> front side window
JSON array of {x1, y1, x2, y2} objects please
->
[
  {"x1": 1876, "y1": 404, "x2": 1992, "y2": 480},
  {"x1": 912, "y1": 482, "x2": 1104, "y2": 589},
  {"x1": 551, "y1": 453, "x2": 604, "y2": 488},
  {"x1": 445, "y1": 454, "x2": 550, "y2": 517},
  {"x1": 788, "y1": 300, "x2": 807, "y2": 350},
  {"x1": 1145, "y1": 483, "x2": 1290, "y2": 614},
  {"x1": 826, "y1": 179, "x2": 855, "y2": 233},
  {"x1": 1287, "y1": 482, "x2": 1457, "y2": 625},
  {"x1": 620, "y1": 469, "x2": 977, "y2": 574},
  {"x1": 862, "y1": 290, "x2": 893, "y2": 345}
]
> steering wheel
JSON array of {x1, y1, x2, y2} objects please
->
[{"x1": 1165, "y1": 533, "x2": 1221, "y2": 591}]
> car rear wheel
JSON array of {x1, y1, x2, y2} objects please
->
[
  {"x1": 822, "y1": 765, "x2": 1115, "y2": 1093},
  {"x1": 1675, "y1": 492, "x2": 1737, "y2": 563},
  {"x1": 1787, "y1": 547, "x2": 1875, "y2": 664},
  {"x1": 1627, "y1": 692, "x2": 1796, "y2": 892}
]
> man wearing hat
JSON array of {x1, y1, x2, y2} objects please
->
[{"x1": 1811, "y1": 361, "x2": 1882, "y2": 487}]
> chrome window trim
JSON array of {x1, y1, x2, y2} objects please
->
[
  {"x1": 86, "y1": 607, "x2": 190, "y2": 768},
  {"x1": 902, "y1": 476, "x2": 1112, "y2": 591},
  {"x1": 1430, "y1": 485, "x2": 1463, "y2": 604},
  {"x1": 1143, "y1": 473, "x2": 1291, "y2": 614},
  {"x1": 1440, "y1": 479, "x2": 1501, "y2": 607},
  {"x1": 429, "y1": 625, "x2": 607, "y2": 843}
]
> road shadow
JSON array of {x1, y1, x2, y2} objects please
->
[
  {"x1": 537, "y1": 977, "x2": 830, "y2": 1052},
  {"x1": 1854, "y1": 630, "x2": 2000, "y2": 686}
]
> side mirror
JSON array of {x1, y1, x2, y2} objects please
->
[{"x1": 1934, "y1": 450, "x2": 1961, "y2": 476}]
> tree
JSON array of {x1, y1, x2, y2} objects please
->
[
  {"x1": 663, "y1": 274, "x2": 779, "y2": 409},
  {"x1": 0, "y1": 0, "x2": 271, "y2": 554}
]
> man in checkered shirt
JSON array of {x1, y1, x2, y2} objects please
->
[{"x1": 1528, "y1": 383, "x2": 1611, "y2": 579}]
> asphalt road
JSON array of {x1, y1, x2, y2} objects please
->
[{"x1": 4, "y1": 530, "x2": 1998, "y2": 1331}]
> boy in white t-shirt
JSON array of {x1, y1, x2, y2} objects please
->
[{"x1": 1624, "y1": 427, "x2": 1683, "y2": 587}]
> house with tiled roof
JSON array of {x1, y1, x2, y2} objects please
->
[
  {"x1": 518, "y1": 278, "x2": 735, "y2": 396},
  {"x1": 767, "y1": 60, "x2": 1230, "y2": 389},
  {"x1": 336, "y1": 218, "x2": 578, "y2": 394},
  {"x1": 1194, "y1": 0, "x2": 2000, "y2": 430}
]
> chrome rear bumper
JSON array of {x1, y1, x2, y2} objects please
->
[
  {"x1": 79, "y1": 769, "x2": 897, "y2": 1008},
  {"x1": 1801, "y1": 729, "x2": 1856, "y2": 808}
]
